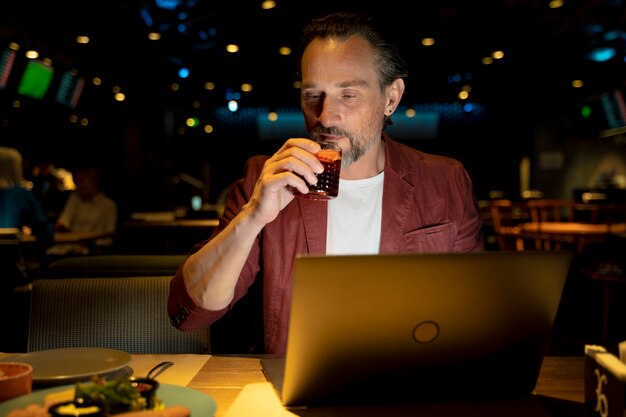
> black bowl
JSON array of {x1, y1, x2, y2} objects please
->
[{"x1": 129, "y1": 377, "x2": 159, "y2": 409}]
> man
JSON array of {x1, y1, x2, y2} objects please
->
[
  {"x1": 50, "y1": 164, "x2": 118, "y2": 255},
  {"x1": 168, "y1": 12, "x2": 484, "y2": 354}
]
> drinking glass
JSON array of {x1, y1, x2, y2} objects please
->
[{"x1": 295, "y1": 141, "x2": 342, "y2": 200}]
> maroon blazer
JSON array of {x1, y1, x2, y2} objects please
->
[{"x1": 168, "y1": 135, "x2": 484, "y2": 354}]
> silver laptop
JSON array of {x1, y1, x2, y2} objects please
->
[{"x1": 262, "y1": 250, "x2": 573, "y2": 409}]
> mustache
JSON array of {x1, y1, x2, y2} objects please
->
[{"x1": 310, "y1": 126, "x2": 351, "y2": 140}]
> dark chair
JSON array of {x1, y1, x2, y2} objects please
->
[
  {"x1": 27, "y1": 276, "x2": 211, "y2": 354},
  {"x1": 41, "y1": 254, "x2": 263, "y2": 354},
  {"x1": 580, "y1": 203, "x2": 626, "y2": 342}
]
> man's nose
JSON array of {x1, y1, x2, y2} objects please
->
[{"x1": 318, "y1": 97, "x2": 340, "y2": 127}]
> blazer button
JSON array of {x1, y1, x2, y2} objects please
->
[{"x1": 169, "y1": 306, "x2": 189, "y2": 327}]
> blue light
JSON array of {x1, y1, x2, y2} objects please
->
[
  {"x1": 447, "y1": 74, "x2": 462, "y2": 83},
  {"x1": 139, "y1": 7, "x2": 153, "y2": 27},
  {"x1": 587, "y1": 47, "x2": 617, "y2": 62},
  {"x1": 463, "y1": 103, "x2": 474, "y2": 112},
  {"x1": 155, "y1": 0, "x2": 181, "y2": 10},
  {"x1": 178, "y1": 67, "x2": 190, "y2": 78},
  {"x1": 228, "y1": 100, "x2": 239, "y2": 112}
]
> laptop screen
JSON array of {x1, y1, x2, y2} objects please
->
[{"x1": 265, "y1": 250, "x2": 573, "y2": 408}]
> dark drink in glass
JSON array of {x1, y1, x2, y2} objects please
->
[{"x1": 295, "y1": 142, "x2": 342, "y2": 200}]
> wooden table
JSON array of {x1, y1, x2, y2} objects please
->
[
  {"x1": 521, "y1": 222, "x2": 626, "y2": 236},
  {"x1": 188, "y1": 355, "x2": 586, "y2": 417},
  {"x1": 521, "y1": 221, "x2": 626, "y2": 254},
  {"x1": 119, "y1": 219, "x2": 219, "y2": 254},
  {"x1": 0, "y1": 354, "x2": 586, "y2": 416},
  {"x1": 122, "y1": 219, "x2": 219, "y2": 229},
  {"x1": 21, "y1": 230, "x2": 114, "y2": 244},
  {"x1": 52, "y1": 231, "x2": 114, "y2": 244}
]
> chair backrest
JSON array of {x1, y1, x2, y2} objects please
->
[
  {"x1": 27, "y1": 276, "x2": 210, "y2": 354},
  {"x1": 526, "y1": 199, "x2": 577, "y2": 223},
  {"x1": 488, "y1": 199, "x2": 532, "y2": 251},
  {"x1": 525, "y1": 199, "x2": 580, "y2": 251},
  {"x1": 43, "y1": 254, "x2": 187, "y2": 278}
]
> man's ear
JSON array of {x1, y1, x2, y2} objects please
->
[{"x1": 385, "y1": 78, "x2": 405, "y2": 114}]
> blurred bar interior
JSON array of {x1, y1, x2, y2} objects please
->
[{"x1": 1, "y1": 0, "x2": 625, "y2": 223}]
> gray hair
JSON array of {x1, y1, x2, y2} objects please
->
[{"x1": 297, "y1": 12, "x2": 409, "y2": 130}]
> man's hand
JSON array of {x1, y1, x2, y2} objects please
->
[{"x1": 243, "y1": 138, "x2": 324, "y2": 226}]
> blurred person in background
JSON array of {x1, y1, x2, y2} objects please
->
[
  {"x1": 0, "y1": 146, "x2": 54, "y2": 249},
  {"x1": 0, "y1": 146, "x2": 54, "y2": 352},
  {"x1": 49, "y1": 163, "x2": 118, "y2": 255},
  {"x1": 29, "y1": 156, "x2": 72, "y2": 222}
]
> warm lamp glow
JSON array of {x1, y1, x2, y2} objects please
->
[
  {"x1": 549, "y1": 0, "x2": 564, "y2": 8},
  {"x1": 261, "y1": 0, "x2": 276, "y2": 10}
]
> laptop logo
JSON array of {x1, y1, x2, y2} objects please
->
[{"x1": 413, "y1": 320, "x2": 439, "y2": 343}]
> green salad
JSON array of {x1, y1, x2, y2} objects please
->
[{"x1": 74, "y1": 377, "x2": 163, "y2": 414}]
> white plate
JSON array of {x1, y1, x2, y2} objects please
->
[
  {"x1": 0, "y1": 383, "x2": 217, "y2": 417},
  {"x1": 0, "y1": 348, "x2": 131, "y2": 385}
]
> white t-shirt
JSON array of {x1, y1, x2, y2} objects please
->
[{"x1": 326, "y1": 172, "x2": 384, "y2": 255}]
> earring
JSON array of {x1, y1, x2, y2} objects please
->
[{"x1": 386, "y1": 109, "x2": 392, "y2": 115}]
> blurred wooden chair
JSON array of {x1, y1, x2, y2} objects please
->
[
  {"x1": 488, "y1": 199, "x2": 533, "y2": 251},
  {"x1": 28, "y1": 276, "x2": 211, "y2": 354},
  {"x1": 526, "y1": 199, "x2": 579, "y2": 250}
]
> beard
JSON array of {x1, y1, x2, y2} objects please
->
[{"x1": 310, "y1": 123, "x2": 379, "y2": 169}]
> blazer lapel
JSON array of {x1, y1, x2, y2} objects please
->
[
  {"x1": 298, "y1": 197, "x2": 328, "y2": 254},
  {"x1": 380, "y1": 168, "x2": 413, "y2": 253}
]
